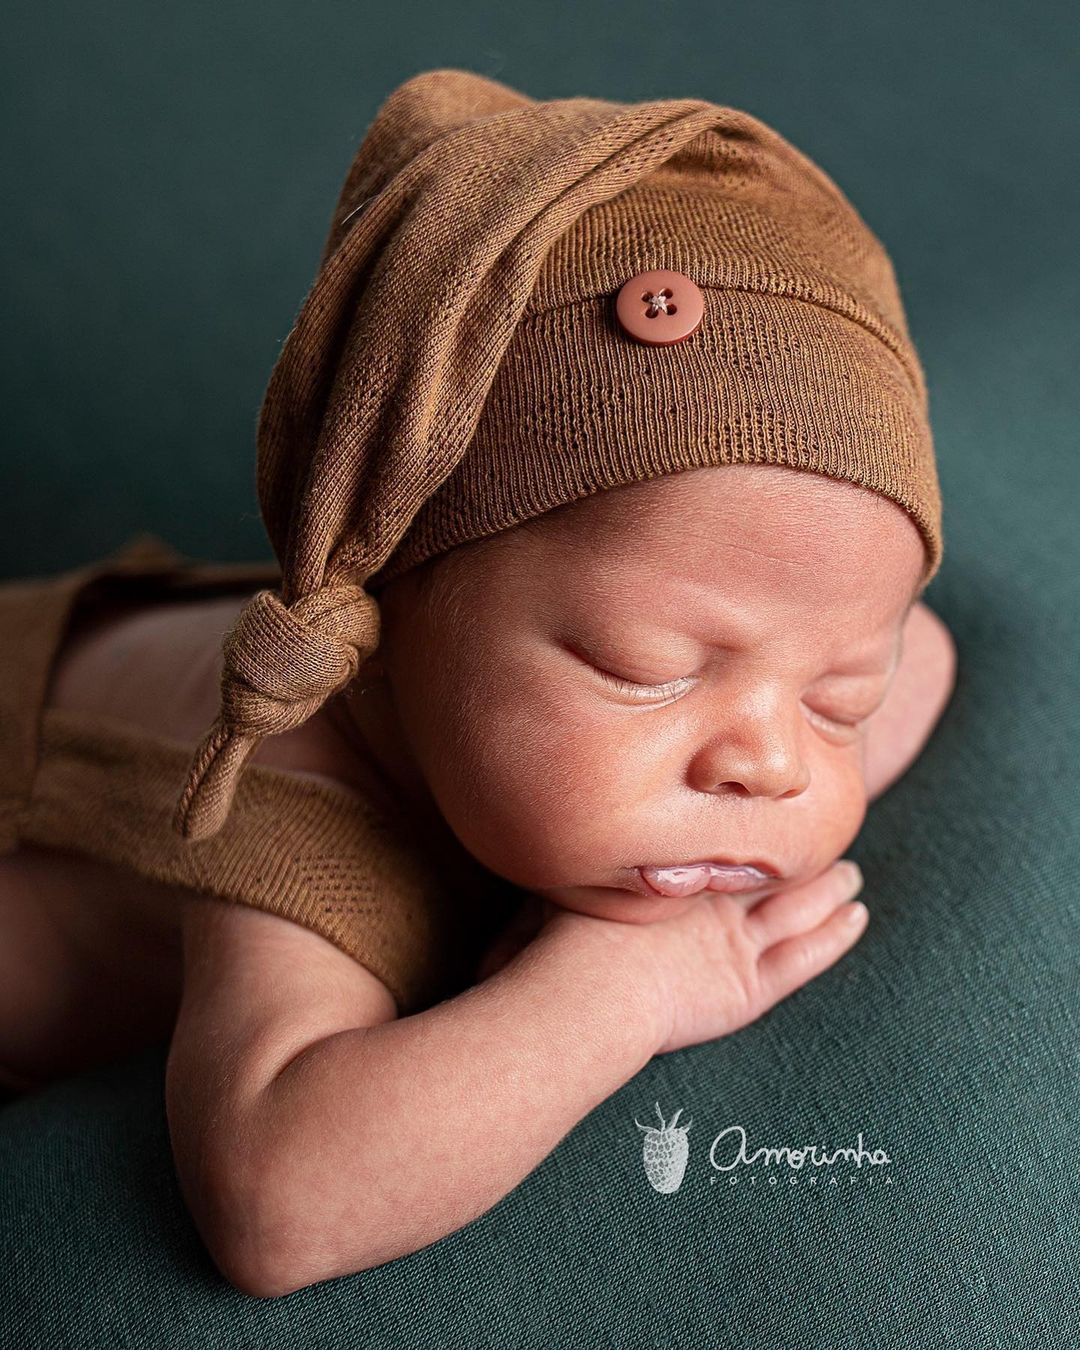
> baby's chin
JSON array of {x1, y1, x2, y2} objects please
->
[{"x1": 543, "y1": 877, "x2": 781, "y2": 925}]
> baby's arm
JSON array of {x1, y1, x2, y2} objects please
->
[
  {"x1": 169, "y1": 859, "x2": 864, "y2": 1299},
  {"x1": 862, "y1": 600, "x2": 957, "y2": 801},
  {"x1": 167, "y1": 897, "x2": 665, "y2": 1299}
]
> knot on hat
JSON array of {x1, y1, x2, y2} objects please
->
[
  {"x1": 218, "y1": 583, "x2": 381, "y2": 738},
  {"x1": 171, "y1": 581, "x2": 381, "y2": 842}
]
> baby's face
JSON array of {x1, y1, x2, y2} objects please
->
[{"x1": 356, "y1": 464, "x2": 926, "y2": 923}]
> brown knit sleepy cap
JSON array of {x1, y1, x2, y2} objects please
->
[{"x1": 171, "y1": 66, "x2": 944, "y2": 842}]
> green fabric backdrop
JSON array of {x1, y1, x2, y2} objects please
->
[{"x1": 2, "y1": 0, "x2": 1078, "y2": 1344}]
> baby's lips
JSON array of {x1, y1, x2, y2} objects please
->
[{"x1": 639, "y1": 863, "x2": 774, "y2": 898}]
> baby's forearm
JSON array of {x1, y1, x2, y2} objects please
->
[{"x1": 233, "y1": 914, "x2": 662, "y2": 1295}]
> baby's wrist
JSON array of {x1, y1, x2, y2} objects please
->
[{"x1": 537, "y1": 907, "x2": 671, "y2": 1061}]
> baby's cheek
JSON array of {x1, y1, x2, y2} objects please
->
[
  {"x1": 819, "y1": 747, "x2": 870, "y2": 848},
  {"x1": 429, "y1": 696, "x2": 633, "y2": 886}
]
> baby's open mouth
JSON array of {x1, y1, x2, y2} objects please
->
[{"x1": 638, "y1": 859, "x2": 781, "y2": 898}]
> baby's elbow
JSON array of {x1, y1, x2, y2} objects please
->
[
  {"x1": 216, "y1": 1232, "x2": 386, "y2": 1300},
  {"x1": 205, "y1": 1202, "x2": 331, "y2": 1300},
  {"x1": 216, "y1": 1250, "x2": 329, "y2": 1301},
  {"x1": 213, "y1": 1241, "x2": 300, "y2": 1301},
  {"x1": 184, "y1": 1142, "x2": 329, "y2": 1299},
  {"x1": 201, "y1": 1147, "x2": 391, "y2": 1298}
]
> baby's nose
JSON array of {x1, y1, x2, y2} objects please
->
[{"x1": 687, "y1": 723, "x2": 810, "y2": 799}]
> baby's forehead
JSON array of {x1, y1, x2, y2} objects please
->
[
  {"x1": 520, "y1": 464, "x2": 892, "y2": 540},
  {"x1": 521, "y1": 514, "x2": 915, "y2": 635},
  {"x1": 525, "y1": 470, "x2": 913, "y2": 564},
  {"x1": 429, "y1": 466, "x2": 924, "y2": 631}
]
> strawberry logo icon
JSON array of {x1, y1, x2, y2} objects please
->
[{"x1": 635, "y1": 1101, "x2": 692, "y2": 1194}]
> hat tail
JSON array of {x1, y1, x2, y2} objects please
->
[{"x1": 172, "y1": 723, "x2": 260, "y2": 841}]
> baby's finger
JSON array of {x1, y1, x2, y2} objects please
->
[
  {"x1": 756, "y1": 896, "x2": 869, "y2": 1005},
  {"x1": 745, "y1": 861, "x2": 863, "y2": 949}
]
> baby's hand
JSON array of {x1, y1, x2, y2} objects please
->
[
  {"x1": 625, "y1": 861, "x2": 868, "y2": 1055},
  {"x1": 520, "y1": 861, "x2": 867, "y2": 1056},
  {"x1": 475, "y1": 862, "x2": 867, "y2": 1056}
]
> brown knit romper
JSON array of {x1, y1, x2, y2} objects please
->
[{"x1": 0, "y1": 534, "x2": 516, "y2": 1018}]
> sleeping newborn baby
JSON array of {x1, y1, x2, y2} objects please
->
[
  {"x1": 10, "y1": 461, "x2": 953, "y2": 1297},
  {"x1": 0, "y1": 70, "x2": 957, "y2": 1296}
]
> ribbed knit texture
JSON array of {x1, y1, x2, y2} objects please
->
[
  {"x1": 170, "y1": 66, "x2": 943, "y2": 843},
  {"x1": 0, "y1": 535, "x2": 517, "y2": 1015}
]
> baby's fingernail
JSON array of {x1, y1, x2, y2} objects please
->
[
  {"x1": 840, "y1": 861, "x2": 864, "y2": 893},
  {"x1": 845, "y1": 900, "x2": 868, "y2": 924}
]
